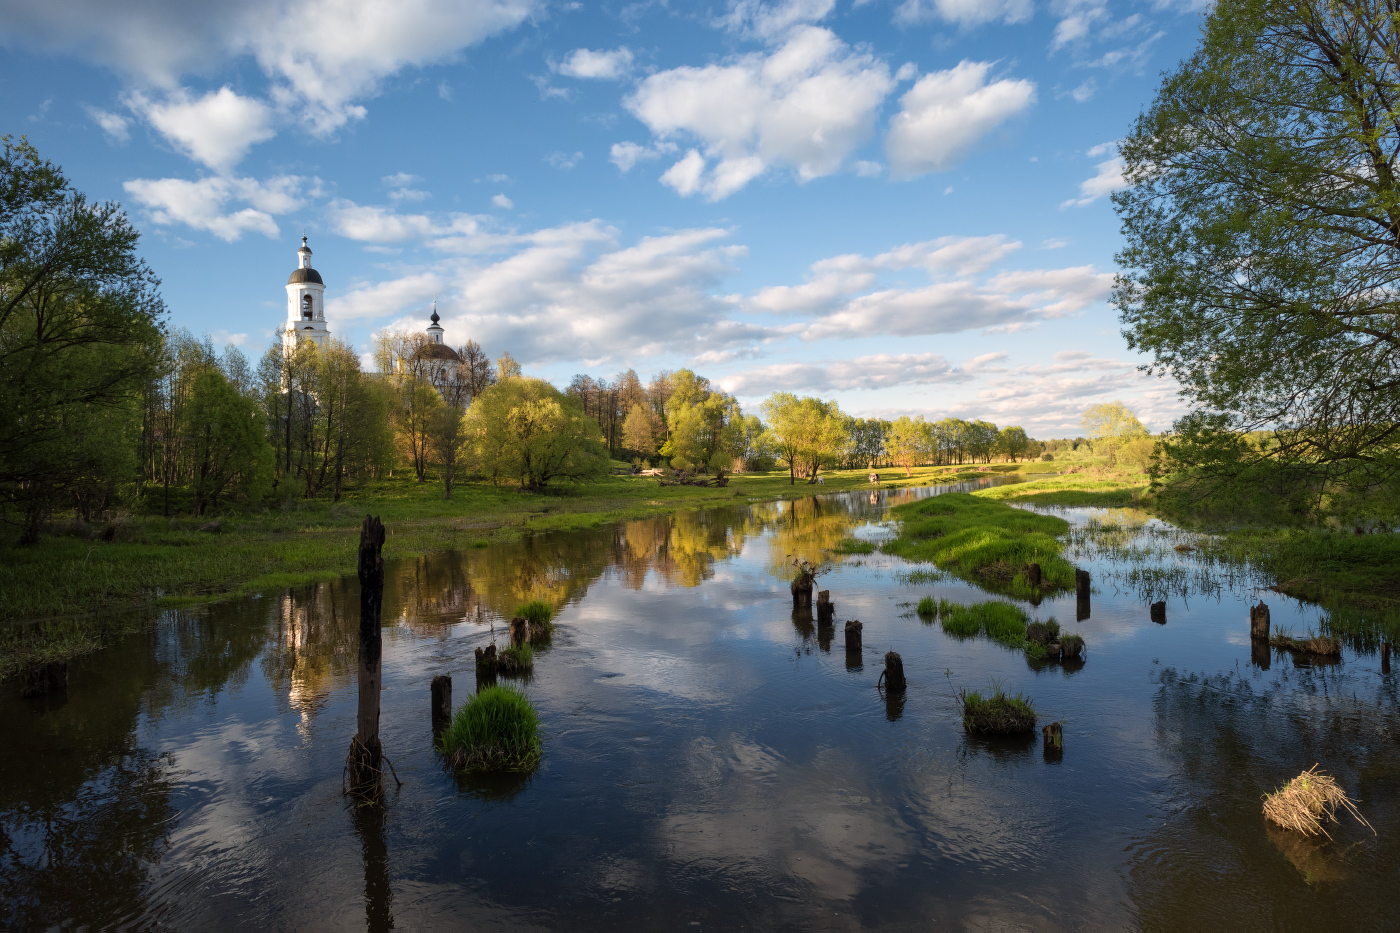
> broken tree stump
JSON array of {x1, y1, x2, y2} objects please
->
[
  {"x1": 431, "y1": 674, "x2": 452, "y2": 736},
  {"x1": 509, "y1": 616, "x2": 529, "y2": 648},
  {"x1": 791, "y1": 574, "x2": 814, "y2": 608},
  {"x1": 1150, "y1": 601, "x2": 1166, "y2": 624},
  {"x1": 1026, "y1": 562, "x2": 1042, "y2": 587},
  {"x1": 844, "y1": 620, "x2": 862, "y2": 652},
  {"x1": 1043, "y1": 722, "x2": 1063, "y2": 761},
  {"x1": 1075, "y1": 569, "x2": 1091, "y2": 599},
  {"x1": 817, "y1": 590, "x2": 834, "y2": 626},
  {"x1": 1250, "y1": 602, "x2": 1271, "y2": 641},
  {"x1": 878, "y1": 650, "x2": 906, "y2": 692},
  {"x1": 346, "y1": 515, "x2": 387, "y2": 797}
]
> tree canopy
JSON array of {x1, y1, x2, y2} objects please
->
[{"x1": 1115, "y1": 0, "x2": 1400, "y2": 487}]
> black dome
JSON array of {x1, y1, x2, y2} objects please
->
[{"x1": 288, "y1": 267, "x2": 324, "y2": 285}]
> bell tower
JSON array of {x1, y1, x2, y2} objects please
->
[{"x1": 282, "y1": 236, "x2": 329, "y2": 353}]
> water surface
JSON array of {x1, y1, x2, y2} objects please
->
[{"x1": 4, "y1": 481, "x2": 1397, "y2": 930}]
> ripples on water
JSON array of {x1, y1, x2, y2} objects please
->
[{"x1": 3, "y1": 480, "x2": 1398, "y2": 930}]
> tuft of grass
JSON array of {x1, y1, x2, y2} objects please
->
[
  {"x1": 1026, "y1": 618, "x2": 1061, "y2": 647},
  {"x1": 832, "y1": 537, "x2": 876, "y2": 555},
  {"x1": 936, "y1": 599, "x2": 1030, "y2": 649},
  {"x1": 498, "y1": 643, "x2": 534, "y2": 672},
  {"x1": 960, "y1": 684, "x2": 1037, "y2": 734},
  {"x1": 438, "y1": 684, "x2": 542, "y2": 773},
  {"x1": 916, "y1": 595, "x2": 937, "y2": 619},
  {"x1": 1263, "y1": 765, "x2": 1373, "y2": 838},
  {"x1": 515, "y1": 600, "x2": 555, "y2": 629},
  {"x1": 1060, "y1": 633, "x2": 1085, "y2": 654},
  {"x1": 1269, "y1": 631, "x2": 1342, "y2": 657},
  {"x1": 883, "y1": 493, "x2": 1078, "y2": 600}
]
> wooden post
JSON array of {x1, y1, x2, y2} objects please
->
[
  {"x1": 844, "y1": 620, "x2": 862, "y2": 651},
  {"x1": 791, "y1": 574, "x2": 813, "y2": 608},
  {"x1": 1249, "y1": 602, "x2": 1270, "y2": 641},
  {"x1": 1026, "y1": 563, "x2": 1042, "y2": 587},
  {"x1": 1382, "y1": 641, "x2": 1391, "y2": 675},
  {"x1": 431, "y1": 674, "x2": 452, "y2": 736},
  {"x1": 879, "y1": 651, "x2": 906, "y2": 692},
  {"x1": 347, "y1": 515, "x2": 386, "y2": 796},
  {"x1": 1075, "y1": 569, "x2": 1091, "y2": 599},
  {"x1": 1150, "y1": 601, "x2": 1166, "y2": 624},
  {"x1": 817, "y1": 590, "x2": 834, "y2": 626},
  {"x1": 1042, "y1": 722, "x2": 1063, "y2": 761}
]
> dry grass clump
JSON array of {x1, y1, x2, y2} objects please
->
[
  {"x1": 1269, "y1": 632, "x2": 1342, "y2": 657},
  {"x1": 1262, "y1": 765, "x2": 1373, "y2": 838}
]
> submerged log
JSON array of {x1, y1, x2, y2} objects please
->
[
  {"x1": 431, "y1": 674, "x2": 452, "y2": 736},
  {"x1": 1026, "y1": 562, "x2": 1042, "y2": 587},
  {"x1": 346, "y1": 515, "x2": 387, "y2": 797},
  {"x1": 1250, "y1": 602, "x2": 1271, "y2": 641},
  {"x1": 1150, "y1": 600, "x2": 1166, "y2": 624},
  {"x1": 21, "y1": 661, "x2": 67, "y2": 698},
  {"x1": 879, "y1": 651, "x2": 906, "y2": 692}
]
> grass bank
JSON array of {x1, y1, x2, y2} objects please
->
[
  {"x1": 0, "y1": 464, "x2": 989, "y2": 680},
  {"x1": 882, "y1": 492, "x2": 1076, "y2": 599},
  {"x1": 973, "y1": 476, "x2": 1149, "y2": 507}
]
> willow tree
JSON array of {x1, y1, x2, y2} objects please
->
[{"x1": 1115, "y1": 0, "x2": 1400, "y2": 498}]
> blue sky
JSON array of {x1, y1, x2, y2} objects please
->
[{"x1": 0, "y1": 0, "x2": 1209, "y2": 436}]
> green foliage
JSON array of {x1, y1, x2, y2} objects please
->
[
  {"x1": 760, "y1": 392, "x2": 849, "y2": 483},
  {"x1": 974, "y1": 478, "x2": 1147, "y2": 507},
  {"x1": 884, "y1": 493, "x2": 1076, "y2": 599},
  {"x1": 959, "y1": 684, "x2": 1037, "y2": 734},
  {"x1": 916, "y1": 595, "x2": 936, "y2": 618},
  {"x1": 1115, "y1": 0, "x2": 1400, "y2": 488},
  {"x1": 935, "y1": 599, "x2": 1030, "y2": 648},
  {"x1": 499, "y1": 643, "x2": 534, "y2": 671},
  {"x1": 437, "y1": 684, "x2": 542, "y2": 773},
  {"x1": 515, "y1": 599, "x2": 555, "y2": 627},
  {"x1": 462, "y1": 376, "x2": 610, "y2": 489},
  {"x1": 831, "y1": 536, "x2": 875, "y2": 555},
  {"x1": 184, "y1": 368, "x2": 273, "y2": 515}
]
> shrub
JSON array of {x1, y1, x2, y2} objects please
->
[
  {"x1": 1041, "y1": 453, "x2": 1055, "y2": 461},
  {"x1": 960, "y1": 685, "x2": 1037, "y2": 734},
  {"x1": 438, "y1": 684, "x2": 542, "y2": 773}
]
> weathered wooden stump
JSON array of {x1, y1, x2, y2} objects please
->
[
  {"x1": 1043, "y1": 722, "x2": 1063, "y2": 761},
  {"x1": 1075, "y1": 569, "x2": 1091, "y2": 599},
  {"x1": 1026, "y1": 562, "x2": 1042, "y2": 587},
  {"x1": 346, "y1": 515, "x2": 387, "y2": 798},
  {"x1": 879, "y1": 651, "x2": 906, "y2": 692},
  {"x1": 509, "y1": 616, "x2": 529, "y2": 648},
  {"x1": 474, "y1": 644, "x2": 497, "y2": 673},
  {"x1": 791, "y1": 574, "x2": 814, "y2": 608},
  {"x1": 844, "y1": 620, "x2": 862, "y2": 651},
  {"x1": 1382, "y1": 641, "x2": 1391, "y2": 675},
  {"x1": 816, "y1": 590, "x2": 834, "y2": 626},
  {"x1": 21, "y1": 661, "x2": 67, "y2": 698},
  {"x1": 1150, "y1": 600, "x2": 1167, "y2": 624},
  {"x1": 431, "y1": 674, "x2": 452, "y2": 736},
  {"x1": 1249, "y1": 602, "x2": 1270, "y2": 641}
]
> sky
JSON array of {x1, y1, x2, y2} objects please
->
[{"x1": 0, "y1": 0, "x2": 1210, "y2": 437}]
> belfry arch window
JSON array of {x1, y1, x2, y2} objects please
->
[{"x1": 302, "y1": 294, "x2": 314, "y2": 319}]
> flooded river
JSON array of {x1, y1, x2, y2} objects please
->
[{"x1": 4, "y1": 480, "x2": 1398, "y2": 930}]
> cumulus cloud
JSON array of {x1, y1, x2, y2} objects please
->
[
  {"x1": 610, "y1": 140, "x2": 678, "y2": 172},
  {"x1": 1061, "y1": 151, "x2": 1126, "y2": 207},
  {"x1": 720, "y1": 351, "x2": 969, "y2": 395},
  {"x1": 894, "y1": 0, "x2": 1032, "y2": 27},
  {"x1": 557, "y1": 47, "x2": 633, "y2": 79},
  {"x1": 330, "y1": 272, "x2": 443, "y2": 322},
  {"x1": 886, "y1": 62, "x2": 1035, "y2": 179},
  {"x1": 492, "y1": 193, "x2": 514, "y2": 209},
  {"x1": 1, "y1": 0, "x2": 538, "y2": 135},
  {"x1": 719, "y1": 0, "x2": 836, "y2": 39},
  {"x1": 84, "y1": 105, "x2": 129, "y2": 141},
  {"x1": 627, "y1": 26, "x2": 895, "y2": 199},
  {"x1": 326, "y1": 199, "x2": 487, "y2": 244},
  {"x1": 122, "y1": 174, "x2": 312, "y2": 241},
  {"x1": 130, "y1": 87, "x2": 276, "y2": 171}
]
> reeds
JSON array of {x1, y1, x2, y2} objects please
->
[
  {"x1": 832, "y1": 537, "x2": 876, "y2": 555},
  {"x1": 498, "y1": 643, "x2": 534, "y2": 672},
  {"x1": 438, "y1": 684, "x2": 542, "y2": 773},
  {"x1": 960, "y1": 684, "x2": 1037, "y2": 734},
  {"x1": 1269, "y1": 631, "x2": 1342, "y2": 657},
  {"x1": 1262, "y1": 765, "x2": 1373, "y2": 838}
]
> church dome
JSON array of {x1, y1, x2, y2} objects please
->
[
  {"x1": 288, "y1": 267, "x2": 324, "y2": 285},
  {"x1": 416, "y1": 342, "x2": 461, "y2": 362}
]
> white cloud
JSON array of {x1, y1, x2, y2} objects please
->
[
  {"x1": 720, "y1": 351, "x2": 969, "y2": 395},
  {"x1": 383, "y1": 172, "x2": 430, "y2": 201},
  {"x1": 326, "y1": 200, "x2": 486, "y2": 244},
  {"x1": 1061, "y1": 155, "x2": 1126, "y2": 207},
  {"x1": 1070, "y1": 78, "x2": 1097, "y2": 102},
  {"x1": 131, "y1": 87, "x2": 276, "y2": 172},
  {"x1": 557, "y1": 47, "x2": 634, "y2": 79},
  {"x1": 886, "y1": 61, "x2": 1036, "y2": 179},
  {"x1": 492, "y1": 193, "x2": 514, "y2": 209},
  {"x1": 628, "y1": 26, "x2": 895, "y2": 199},
  {"x1": 382, "y1": 172, "x2": 420, "y2": 186},
  {"x1": 610, "y1": 140, "x2": 678, "y2": 172},
  {"x1": 2, "y1": 0, "x2": 539, "y2": 135},
  {"x1": 123, "y1": 174, "x2": 312, "y2": 241},
  {"x1": 894, "y1": 0, "x2": 1032, "y2": 27},
  {"x1": 331, "y1": 272, "x2": 442, "y2": 322},
  {"x1": 546, "y1": 150, "x2": 584, "y2": 170},
  {"x1": 719, "y1": 0, "x2": 836, "y2": 39},
  {"x1": 84, "y1": 105, "x2": 129, "y2": 141},
  {"x1": 986, "y1": 265, "x2": 1114, "y2": 315}
]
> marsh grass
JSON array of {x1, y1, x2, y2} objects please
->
[
  {"x1": 974, "y1": 477, "x2": 1148, "y2": 507},
  {"x1": 1269, "y1": 630, "x2": 1342, "y2": 657},
  {"x1": 498, "y1": 643, "x2": 535, "y2": 672},
  {"x1": 832, "y1": 537, "x2": 876, "y2": 555},
  {"x1": 515, "y1": 600, "x2": 556, "y2": 643},
  {"x1": 960, "y1": 684, "x2": 1037, "y2": 734},
  {"x1": 916, "y1": 596, "x2": 937, "y2": 620},
  {"x1": 1263, "y1": 766, "x2": 1373, "y2": 838},
  {"x1": 438, "y1": 684, "x2": 542, "y2": 773},
  {"x1": 931, "y1": 598, "x2": 1030, "y2": 649},
  {"x1": 883, "y1": 493, "x2": 1076, "y2": 599}
]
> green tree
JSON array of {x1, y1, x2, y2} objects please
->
[
  {"x1": 1115, "y1": 0, "x2": 1400, "y2": 486},
  {"x1": 997, "y1": 426, "x2": 1030, "y2": 462},
  {"x1": 887, "y1": 416, "x2": 926, "y2": 476},
  {"x1": 462, "y1": 376, "x2": 608, "y2": 489},
  {"x1": 0, "y1": 137, "x2": 164, "y2": 543},
  {"x1": 622, "y1": 402, "x2": 660, "y2": 458},
  {"x1": 184, "y1": 368, "x2": 272, "y2": 515},
  {"x1": 1081, "y1": 401, "x2": 1147, "y2": 445}
]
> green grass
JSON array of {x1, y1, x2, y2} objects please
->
[
  {"x1": 974, "y1": 477, "x2": 1149, "y2": 507},
  {"x1": 883, "y1": 492, "x2": 1077, "y2": 599},
  {"x1": 916, "y1": 595, "x2": 937, "y2": 619},
  {"x1": 831, "y1": 537, "x2": 876, "y2": 555},
  {"x1": 498, "y1": 643, "x2": 534, "y2": 672},
  {"x1": 437, "y1": 684, "x2": 542, "y2": 773},
  {"x1": 959, "y1": 684, "x2": 1037, "y2": 734}
]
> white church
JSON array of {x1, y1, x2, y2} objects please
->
[{"x1": 280, "y1": 237, "x2": 461, "y2": 374}]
